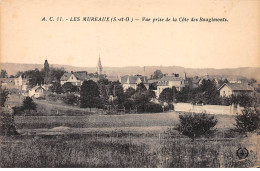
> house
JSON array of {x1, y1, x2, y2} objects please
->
[
  {"x1": 218, "y1": 83, "x2": 254, "y2": 97},
  {"x1": 198, "y1": 73, "x2": 221, "y2": 86},
  {"x1": 228, "y1": 78, "x2": 242, "y2": 84},
  {"x1": 60, "y1": 71, "x2": 88, "y2": 86},
  {"x1": 119, "y1": 75, "x2": 149, "y2": 91},
  {"x1": 156, "y1": 74, "x2": 186, "y2": 97},
  {"x1": 14, "y1": 75, "x2": 29, "y2": 90},
  {"x1": 106, "y1": 75, "x2": 119, "y2": 82},
  {"x1": 28, "y1": 85, "x2": 46, "y2": 98}
]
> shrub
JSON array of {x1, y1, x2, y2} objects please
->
[
  {"x1": 22, "y1": 97, "x2": 37, "y2": 111},
  {"x1": 46, "y1": 93, "x2": 59, "y2": 101},
  {"x1": 234, "y1": 107, "x2": 260, "y2": 135},
  {"x1": 137, "y1": 102, "x2": 163, "y2": 113},
  {"x1": 62, "y1": 93, "x2": 79, "y2": 106},
  {"x1": 175, "y1": 113, "x2": 218, "y2": 140},
  {"x1": 0, "y1": 111, "x2": 19, "y2": 136},
  {"x1": 0, "y1": 86, "x2": 19, "y2": 136},
  {"x1": 62, "y1": 82, "x2": 78, "y2": 93},
  {"x1": 0, "y1": 86, "x2": 9, "y2": 107}
]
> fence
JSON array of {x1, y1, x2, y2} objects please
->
[{"x1": 174, "y1": 103, "x2": 243, "y2": 115}]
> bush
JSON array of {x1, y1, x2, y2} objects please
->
[
  {"x1": 234, "y1": 107, "x2": 260, "y2": 135},
  {"x1": 62, "y1": 93, "x2": 79, "y2": 106},
  {"x1": 46, "y1": 93, "x2": 59, "y2": 101},
  {"x1": 137, "y1": 102, "x2": 163, "y2": 113},
  {"x1": 62, "y1": 82, "x2": 78, "y2": 93},
  {"x1": 0, "y1": 111, "x2": 19, "y2": 136},
  {"x1": 0, "y1": 86, "x2": 19, "y2": 136},
  {"x1": 0, "y1": 86, "x2": 9, "y2": 107},
  {"x1": 22, "y1": 97, "x2": 37, "y2": 111},
  {"x1": 175, "y1": 113, "x2": 218, "y2": 140}
]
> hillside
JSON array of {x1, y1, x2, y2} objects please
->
[{"x1": 1, "y1": 62, "x2": 260, "y2": 81}]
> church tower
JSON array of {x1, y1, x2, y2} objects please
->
[
  {"x1": 97, "y1": 55, "x2": 103, "y2": 75},
  {"x1": 44, "y1": 59, "x2": 50, "y2": 84}
]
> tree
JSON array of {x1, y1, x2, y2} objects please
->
[
  {"x1": 125, "y1": 87, "x2": 136, "y2": 98},
  {"x1": 198, "y1": 79, "x2": 220, "y2": 105},
  {"x1": 134, "y1": 90, "x2": 153, "y2": 106},
  {"x1": 22, "y1": 97, "x2": 37, "y2": 111},
  {"x1": 63, "y1": 94, "x2": 79, "y2": 105},
  {"x1": 175, "y1": 113, "x2": 218, "y2": 140},
  {"x1": 234, "y1": 107, "x2": 260, "y2": 135},
  {"x1": 62, "y1": 82, "x2": 78, "y2": 93},
  {"x1": 176, "y1": 87, "x2": 193, "y2": 103},
  {"x1": 97, "y1": 78, "x2": 110, "y2": 105},
  {"x1": 0, "y1": 86, "x2": 20, "y2": 136},
  {"x1": 0, "y1": 86, "x2": 9, "y2": 107},
  {"x1": 24, "y1": 69, "x2": 44, "y2": 87},
  {"x1": 133, "y1": 90, "x2": 156, "y2": 112},
  {"x1": 80, "y1": 80, "x2": 100, "y2": 110},
  {"x1": 218, "y1": 78, "x2": 229, "y2": 85},
  {"x1": 152, "y1": 70, "x2": 163, "y2": 79},
  {"x1": 248, "y1": 78, "x2": 257, "y2": 85},
  {"x1": 159, "y1": 87, "x2": 177, "y2": 104},
  {"x1": 230, "y1": 93, "x2": 254, "y2": 107},
  {"x1": 136, "y1": 82, "x2": 147, "y2": 93},
  {"x1": 149, "y1": 82, "x2": 157, "y2": 90},
  {"x1": 48, "y1": 67, "x2": 66, "y2": 83},
  {"x1": 15, "y1": 71, "x2": 24, "y2": 78},
  {"x1": 97, "y1": 78, "x2": 109, "y2": 97},
  {"x1": 0, "y1": 69, "x2": 8, "y2": 78},
  {"x1": 50, "y1": 82, "x2": 63, "y2": 94},
  {"x1": 107, "y1": 81, "x2": 125, "y2": 105},
  {"x1": 113, "y1": 83, "x2": 125, "y2": 106}
]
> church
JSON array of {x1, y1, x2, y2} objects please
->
[{"x1": 97, "y1": 55, "x2": 103, "y2": 75}]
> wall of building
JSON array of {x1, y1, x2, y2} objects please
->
[
  {"x1": 174, "y1": 103, "x2": 243, "y2": 115},
  {"x1": 219, "y1": 86, "x2": 232, "y2": 97}
]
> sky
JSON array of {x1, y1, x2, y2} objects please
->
[{"x1": 1, "y1": 0, "x2": 260, "y2": 69}]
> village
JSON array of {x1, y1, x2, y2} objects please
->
[
  {"x1": 0, "y1": 58, "x2": 260, "y2": 168},
  {"x1": 1, "y1": 57, "x2": 259, "y2": 115}
]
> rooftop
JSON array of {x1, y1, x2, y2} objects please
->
[{"x1": 219, "y1": 83, "x2": 254, "y2": 91}]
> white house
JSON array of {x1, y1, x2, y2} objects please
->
[
  {"x1": 28, "y1": 85, "x2": 46, "y2": 98},
  {"x1": 60, "y1": 71, "x2": 88, "y2": 86},
  {"x1": 14, "y1": 75, "x2": 29, "y2": 90},
  {"x1": 119, "y1": 75, "x2": 149, "y2": 91},
  {"x1": 156, "y1": 75, "x2": 186, "y2": 97},
  {"x1": 218, "y1": 83, "x2": 254, "y2": 97}
]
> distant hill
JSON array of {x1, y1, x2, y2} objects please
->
[{"x1": 1, "y1": 62, "x2": 260, "y2": 81}]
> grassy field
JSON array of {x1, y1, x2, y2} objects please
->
[
  {"x1": 14, "y1": 112, "x2": 236, "y2": 131},
  {"x1": 0, "y1": 133, "x2": 258, "y2": 168},
  {"x1": 3, "y1": 92, "x2": 258, "y2": 168}
]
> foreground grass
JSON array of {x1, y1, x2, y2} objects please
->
[{"x1": 0, "y1": 134, "x2": 257, "y2": 168}]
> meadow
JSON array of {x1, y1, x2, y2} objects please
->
[
  {"x1": 0, "y1": 132, "x2": 258, "y2": 168},
  {"x1": 2, "y1": 93, "x2": 258, "y2": 168}
]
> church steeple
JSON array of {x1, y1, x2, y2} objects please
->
[
  {"x1": 44, "y1": 59, "x2": 50, "y2": 84},
  {"x1": 97, "y1": 55, "x2": 103, "y2": 75}
]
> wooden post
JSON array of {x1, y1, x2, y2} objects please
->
[
  {"x1": 159, "y1": 133, "x2": 161, "y2": 143},
  {"x1": 96, "y1": 132, "x2": 98, "y2": 140}
]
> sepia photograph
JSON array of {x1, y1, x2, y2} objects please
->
[{"x1": 0, "y1": 0, "x2": 260, "y2": 168}]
